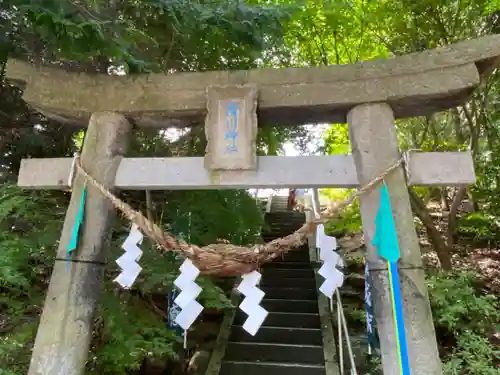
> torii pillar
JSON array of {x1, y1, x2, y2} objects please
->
[
  {"x1": 27, "y1": 113, "x2": 131, "y2": 375},
  {"x1": 348, "y1": 103, "x2": 441, "y2": 374}
]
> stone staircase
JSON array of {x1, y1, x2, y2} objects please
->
[
  {"x1": 218, "y1": 211, "x2": 328, "y2": 375},
  {"x1": 269, "y1": 195, "x2": 289, "y2": 212}
]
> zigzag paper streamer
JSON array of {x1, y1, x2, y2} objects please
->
[
  {"x1": 316, "y1": 224, "x2": 344, "y2": 298},
  {"x1": 173, "y1": 259, "x2": 203, "y2": 331},
  {"x1": 167, "y1": 211, "x2": 191, "y2": 335},
  {"x1": 237, "y1": 270, "x2": 268, "y2": 336},
  {"x1": 114, "y1": 224, "x2": 144, "y2": 289},
  {"x1": 372, "y1": 184, "x2": 410, "y2": 375}
]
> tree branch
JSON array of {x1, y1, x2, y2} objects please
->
[
  {"x1": 447, "y1": 186, "x2": 467, "y2": 248},
  {"x1": 408, "y1": 187, "x2": 453, "y2": 270}
]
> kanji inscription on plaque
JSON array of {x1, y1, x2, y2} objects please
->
[{"x1": 204, "y1": 85, "x2": 257, "y2": 171}]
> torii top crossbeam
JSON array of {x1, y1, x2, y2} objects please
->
[{"x1": 6, "y1": 34, "x2": 500, "y2": 128}]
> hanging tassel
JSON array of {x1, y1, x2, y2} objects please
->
[{"x1": 372, "y1": 184, "x2": 410, "y2": 375}]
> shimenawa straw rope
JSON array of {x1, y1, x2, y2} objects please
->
[{"x1": 73, "y1": 157, "x2": 404, "y2": 277}]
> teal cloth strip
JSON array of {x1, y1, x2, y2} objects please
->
[
  {"x1": 372, "y1": 184, "x2": 401, "y2": 262},
  {"x1": 67, "y1": 186, "x2": 87, "y2": 270}
]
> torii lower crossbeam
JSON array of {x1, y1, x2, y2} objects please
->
[{"x1": 18, "y1": 152, "x2": 475, "y2": 190}]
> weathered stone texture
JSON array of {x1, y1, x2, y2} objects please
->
[
  {"x1": 348, "y1": 103, "x2": 442, "y2": 375},
  {"x1": 17, "y1": 153, "x2": 475, "y2": 190},
  {"x1": 27, "y1": 112, "x2": 131, "y2": 375},
  {"x1": 204, "y1": 85, "x2": 258, "y2": 170},
  {"x1": 6, "y1": 34, "x2": 500, "y2": 128}
]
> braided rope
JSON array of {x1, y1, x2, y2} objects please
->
[{"x1": 74, "y1": 158, "x2": 403, "y2": 277}]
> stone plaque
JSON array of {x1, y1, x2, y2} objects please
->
[{"x1": 204, "y1": 84, "x2": 258, "y2": 170}]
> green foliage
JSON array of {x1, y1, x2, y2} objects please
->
[
  {"x1": 0, "y1": 322, "x2": 38, "y2": 374},
  {"x1": 325, "y1": 201, "x2": 362, "y2": 237},
  {"x1": 87, "y1": 289, "x2": 179, "y2": 374},
  {"x1": 362, "y1": 271, "x2": 500, "y2": 374},
  {"x1": 0, "y1": 184, "x2": 62, "y2": 292},
  {"x1": 458, "y1": 212, "x2": 500, "y2": 243},
  {"x1": 321, "y1": 124, "x2": 362, "y2": 236},
  {"x1": 0, "y1": 184, "x2": 63, "y2": 374},
  {"x1": 0, "y1": 182, "x2": 263, "y2": 374},
  {"x1": 321, "y1": 189, "x2": 362, "y2": 236},
  {"x1": 163, "y1": 190, "x2": 264, "y2": 246},
  {"x1": 428, "y1": 271, "x2": 499, "y2": 333},
  {"x1": 272, "y1": 0, "x2": 389, "y2": 67},
  {"x1": 472, "y1": 146, "x2": 500, "y2": 217},
  {"x1": 324, "y1": 124, "x2": 350, "y2": 155},
  {"x1": 4, "y1": 0, "x2": 294, "y2": 74},
  {"x1": 427, "y1": 271, "x2": 500, "y2": 374},
  {"x1": 443, "y1": 330, "x2": 500, "y2": 375}
]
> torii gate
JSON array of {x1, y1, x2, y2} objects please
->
[{"x1": 8, "y1": 34, "x2": 500, "y2": 375}]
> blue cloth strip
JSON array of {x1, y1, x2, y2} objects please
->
[{"x1": 389, "y1": 261, "x2": 410, "y2": 375}]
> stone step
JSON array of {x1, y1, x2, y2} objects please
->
[
  {"x1": 264, "y1": 220, "x2": 303, "y2": 225},
  {"x1": 264, "y1": 217, "x2": 304, "y2": 223},
  {"x1": 262, "y1": 287, "x2": 318, "y2": 300},
  {"x1": 262, "y1": 299, "x2": 318, "y2": 314},
  {"x1": 220, "y1": 360, "x2": 326, "y2": 375},
  {"x1": 262, "y1": 261, "x2": 311, "y2": 269},
  {"x1": 224, "y1": 342, "x2": 324, "y2": 365},
  {"x1": 263, "y1": 223, "x2": 304, "y2": 229},
  {"x1": 265, "y1": 224, "x2": 304, "y2": 229},
  {"x1": 263, "y1": 221, "x2": 304, "y2": 226},
  {"x1": 230, "y1": 326, "x2": 323, "y2": 346},
  {"x1": 234, "y1": 311, "x2": 320, "y2": 329},
  {"x1": 265, "y1": 212, "x2": 305, "y2": 219},
  {"x1": 262, "y1": 268, "x2": 315, "y2": 279},
  {"x1": 267, "y1": 205, "x2": 288, "y2": 209},
  {"x1": 260, "y1": 276, "x2": 316, "y2": 289}
]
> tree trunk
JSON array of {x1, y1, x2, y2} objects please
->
[
  {"x1": 466, "y1": 190, "x2": 478, "y2": 212},
  {"x1": 408, "y1": 188, "x2": 453, "y2": 270},
  {"x1": 447, "y1": 187, "x2": 467, "y2": 248},
  {"x1": 440, "y1": 187, "x2": 450, "y2": 211}
]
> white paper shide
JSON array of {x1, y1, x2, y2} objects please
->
[
  {"x1": 237, "y1": 270, "x2": 268, "y2": 336},
  {"x1": 114, "y1": 224, "x2": 144, "y2": 289},
  {"x1": 173, "y1": 259, "x2": 203, "y2": 331},
  {"x1": 316, "y1": 224, "x2": 344, "y2": 298}
]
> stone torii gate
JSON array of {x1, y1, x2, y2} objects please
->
[{"x1": 8, "y1": 34, "x2": 500, "y2": 375}]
